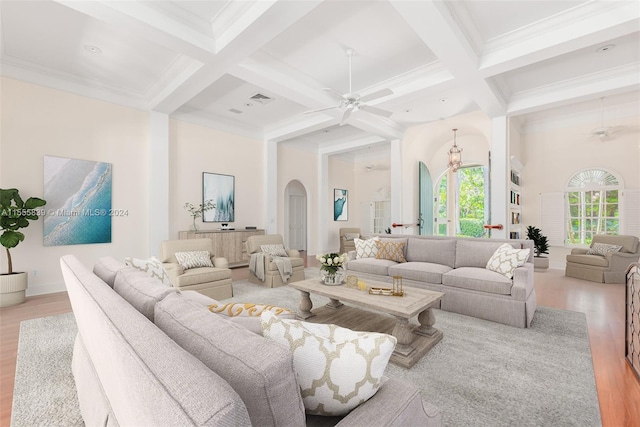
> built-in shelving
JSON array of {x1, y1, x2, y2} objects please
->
[{"x1": 509, "y1": 156, "x2": 523, "y2": 239}]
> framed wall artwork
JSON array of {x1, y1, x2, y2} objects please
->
[
  {"x1": 334, "y1": 188, "x2": 348, "y2": 221},
  {"x1": 43, "y1": 155, "x2": 112, "y2": 246},
  {"x1": 203, "y1": 172, "x2": 235, "y2": 222}
]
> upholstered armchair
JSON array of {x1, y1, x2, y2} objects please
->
[
  {"x1": 245, "y1": 234, "x2": 305, "y2": 288},
  {"x1": 339, "y1": 227, "x2": 362, "y2": 254},
  {"x1": 159, "y1": 238, "x2": 233, "y2": 299},
  {"x1": 565, "y1": 234, "x2": 640, "y2": 284}
]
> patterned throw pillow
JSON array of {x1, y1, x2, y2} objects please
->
[
  {"x1": 174, "y1": 251, "x2": 213, "y2": 270},
  {"x1": 209, "y1": 302, "x2": 293, "y2": 317},
  {"x1": 375, "y1": 240, "x2": 406, "y2": 263},
  {"x1": 344, "y1": 232, "x2": 360, "y2": 241},
  {"x1": 261, "y1": 311, "x2": 396, "y2": 416},
  {"x1": 354, "y1": 236, "x2": 380, "y2": 259},
  {"x1": 586, "y1": 242, "x2": 622, "y2": 256},
  {"x1": 124, "y1": 256, "x2": 172, "y2": 286},
  {"x1": 486, "y1": 243, "x2": 530, "y2": 279},
  {"x1": 261, "y1": 244, "x2": 289, "y2": 257}
]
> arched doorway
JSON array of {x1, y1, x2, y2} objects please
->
[{"x1": 284, "y1": 180, "x2": 307, "y2": 250}]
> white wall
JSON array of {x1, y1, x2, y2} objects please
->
[
  {"x1": 326, "y1": 156, "x2": 356, "y2": 252},
  {"x1": 0, "y1": 77, "x2": 150, "y2": 295}
]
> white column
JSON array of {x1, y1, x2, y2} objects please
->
[
  {"x1": 264, "y1": 140, "x2": 278, "y2": 234},
  {"x1": 149, "y1": 112, "x2": 170, "y2": 255},
  {"x1": 317, "y1": 153, "x2": 329, "y2": 253},
  {"x1": 490, "y1": 116, "x2": 508, "y2": 239},
  {"x1": 390, "y1": 139, "x2": 403, "y2": 234}
]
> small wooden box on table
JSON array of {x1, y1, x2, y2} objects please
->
[{"x1": 288, "y1": 277, "x2": 445, "y2": 368}]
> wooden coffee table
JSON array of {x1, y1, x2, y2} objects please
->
[{"x1": 288, "y1": 278, "x2": 444, "y2": 368}]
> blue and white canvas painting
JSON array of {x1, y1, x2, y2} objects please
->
[
  {"x1": 44, "y1": 156, "x2": 112, "y2": 246},
  {"x1": 203, "y1": 173, "x2": 235, "y2": 222},
  {"x1": 334, "y1": 189, "x2": 348, "y2": 221}
]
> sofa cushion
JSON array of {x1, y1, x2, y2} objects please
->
[
  {"x1": 173, "y1": 267, "x2": 231, "y2": 287},
  {"x1": 592, "y1": 234, "x2": 638, "y2": 253},
  {"x1": 346, "y1": 258, "x2": 397, "y2": 276},
  {"x1": 405, "y1": 238, "x2": 456, "y2": 268},
  {"x1": 354, "y1": 236, "x2": 380, "y2": 259},
  {"x1": 154, "y1": 293, "x2": 306, "y2": 427},
  {"x1": 375, "y1": 240, "x2": 407, "y2": 263},
  {"x1": 261, "y1": 311, "x2": 396, "y2": 416},
  {"x1": 388, "y1": 262, "x2": 452, "y2": 284},
  {"x1": 260, "y1": 244, "x2": 288, "y2": 257},
  {"x1": 93, "y1": 256, "x2": 127, "y2": 288},
  {"x1": 586, "y1": 242, "x2": 622, "y2": 256},
  {"x1": 174, "y1": 251, "x2": 214, "y2": 270},
  {"x1": 455, "y1": 240, "x2": 511, "y2": 268},
  {"x1": 566, "y1": 254, "x2": 610, "y2": 267},
  {"x1": 125, "y1": 256, "x2": 172, "y2": 286},
  {"x1": 443, "y1": 267, "x2": 513, "y2": 295},
  {"x1": 113, "y1": 267, "x2": 177, "y2": 321},
  {"x1": 486, "y1": 243, "x2": 531, "y2": 279}
]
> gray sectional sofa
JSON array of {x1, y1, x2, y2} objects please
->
[
  {"x1": 60, "y1": 254, "x2": 441, "y2": 426},
  {"x1": 345, "y1": 235, "x2": 536, "y2": 328}
]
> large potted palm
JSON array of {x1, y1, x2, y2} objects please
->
[
  {"x1": 0, "y1": 188, "x2": 46, "y2": 307},
  {"x1": 526, "y1": 225, "x2": 550, "y2": 271}
]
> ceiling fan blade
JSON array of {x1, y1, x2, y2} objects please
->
[
  {"x1": 359, "y1": 104, "x2": 393, "y2": 118},
  {"x1": 359, "y1": 88, "x2": 393, "y2": 103},
  {"x1": 303, "y1": 105, "x2": 338, "y2": 114},
  {"x1": 323, "y1": 88, "x2": 346, "y2": 102},
  {"x1": 339, "y1": 106, "x2": 353, "y2": 125}
]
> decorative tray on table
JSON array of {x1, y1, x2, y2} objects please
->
[{"x1": 368, "y1": 287, "x2": 404, "y2": 297}]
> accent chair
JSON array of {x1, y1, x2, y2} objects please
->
[
  {"x1": 565, "y1": 234, "x2": 640, "y2": 283},
  {"x1": 339, "y1": 227, "x2": 362, "y2": 254},
  {"x1": 245, "y1": 234, "x2": 305, "y2": 287}
]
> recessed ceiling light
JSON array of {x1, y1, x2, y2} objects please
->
[
  {"x1": 596, "y1": 44, "x2": 615, "y2": 53},
  {"x1": 404, "y1": 108, "x2": 412, "y2": 113},
  {"x1": 84, "y1": 45, "x2": 102, "y2": 54},
  {"x1": 439, "y1": 98, "x2": 448, "y2": 103},
  {"x1": 244, "y1": 102, "x2": 254, "y2": 107},
  {"x1": 322, "y1": 129, "x2": 330, "y2": 133}
]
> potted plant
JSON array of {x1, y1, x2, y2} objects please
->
[
  {"x1": 0, "y1": 188, "x2": 47, "y2": 307},
  {"x1": 184, "y1": 199, "x2": 216, "y2": 231},
  {"x1": 526, "y1": 225, "x2": 550, "y2": 270}
]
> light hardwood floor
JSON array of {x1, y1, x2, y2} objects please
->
[{"x1": 1, "y1": 262, "x2": 639, "y2": 427}]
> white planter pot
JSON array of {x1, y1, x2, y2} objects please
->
[
  {"x1": 533, "y1": 257, "x2": 549, "y2": 271},
  {"x1": 0, "y1": 272, "x2": 28, "y2": 307}
]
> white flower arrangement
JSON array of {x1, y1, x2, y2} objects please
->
[{"x1": 315, "y1": 252, "x2": 348, "y2": 275}]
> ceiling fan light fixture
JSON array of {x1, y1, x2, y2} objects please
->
[{"x1": 448, "y1": 128, "x2": 462, "y2": 172}]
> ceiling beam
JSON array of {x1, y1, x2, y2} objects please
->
[{"x1": 390, "y1": 0, "x2": 506, "y2": 118}]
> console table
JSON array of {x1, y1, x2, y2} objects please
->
[{"x1": 179, "y1": 229, "x2": 265, "y2": 267}]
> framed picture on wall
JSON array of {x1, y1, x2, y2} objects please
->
[
  {"x1": 334, "y1": 188, "x2": 348, "y2": 221},
  {"x1": 203, "y1": 172, "x2": 235, "y2": 222}
]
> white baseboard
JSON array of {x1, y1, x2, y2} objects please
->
[{"x1": 26, "y1": 281, "x2": 66, "y2": 297}]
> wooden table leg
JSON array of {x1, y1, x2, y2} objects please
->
[
  {"x1": 297, "y1": 291, "x2": 314, "y2": 319},
  {"x1": 392, "y1": 316, "x2": 415, "y2": 356},
  {"x1": 325, "y1": 298, "x2": 343, "y2": 309},
  {"x1": 415, "y1": 307, "x2": 438, "y2": 336}
]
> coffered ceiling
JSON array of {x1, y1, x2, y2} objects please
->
[{"x1": 1, "y1": 0, "x2": 638, "y2": 157}]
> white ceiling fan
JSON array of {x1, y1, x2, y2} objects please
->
[
  {"x1": 304, "y1": 48, "x2": 394, "y2": 124},
  {"x1": 588, "y1": 97, "x2": 627, "y2": 140}
]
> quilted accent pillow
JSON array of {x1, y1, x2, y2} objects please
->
[
  {"x1": 209, "y1": 303, "x2": 293, "y2": 317},
  {"x1": 375, "y1": 240, "x2": 406, "y2": 263},
  {"x1": 174, "y1": 251, "x2": 213, "y2": 270},
  {"x1": 486, "y1": 243, "x2": 530, "y2": 279},
  {"x1": 261, "y1": 311, "x2": 396, "y2": 416},
  {"x1": 586, "y1": 242, "x2": 622, "y2": 256},
  {"x1": 260, "y1": 244, "x2": 288, "y2": 257},
  {"x1": 124, "y1": 256, "x2": 172, "y2": 286},
  {"x1": 354, "y1": 236, "x2": 380, "y2": 259},
  {"x1": 344, "y1": 232, "x2": 360, "y2": 241}
]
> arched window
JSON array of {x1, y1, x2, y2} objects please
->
[{"x1": 566, "y1": 168, "x2": 623, "y2": 245}]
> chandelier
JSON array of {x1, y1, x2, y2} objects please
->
[{"x1": 448, "y1": 128, "x2": 462, "y2": 172}]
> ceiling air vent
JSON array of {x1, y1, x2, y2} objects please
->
[
  {"x1": 229, "y1": 108, "x2": 243, "y2": 114},
  {"x1": 249, "y1": 93, "x2": 274, "y2": 105}
]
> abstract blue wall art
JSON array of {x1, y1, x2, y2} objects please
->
[
  {"x1": 334, "y1": 189, "x2": 348, "y2": 221},
  {"x1": 43, "y1": 156, "x2": 112, "y2": 246},
  {"x1": 203, "y1": 172, "x2": 235, "y2": 222}
]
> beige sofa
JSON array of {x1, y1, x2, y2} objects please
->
[
  {"x1": 246, "y1": 234, "x2": 305, "y2": 287},
  {"x1": 565, "y1": 234, "x2": 640, "y2": 284},
  {"x1": 60, "y1": 255, "x2": 442, "y2": 426},
  {"x1": 159, "y1": 238, "x2": 233, "y2": 299},
  {"x1": 345, "y1": 235, "x2": 536, "y2": 328}
]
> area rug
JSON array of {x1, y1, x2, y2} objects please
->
[{"x1": 12, "y1": 271, "x2": 601, "y2": 427}]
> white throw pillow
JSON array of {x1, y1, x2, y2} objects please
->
[
  {"x1": 586, "y1": 242, "x2": 622, "y2": 256},
  {"x1": 260, "y1": 244, "x2": 288, "y2": 257},
  {"x1": 486, "y1": 243, "x2": 531, "y2": 279},
  {"x1": 260, "y1": 311, "x2": 396, "y2": 416},
  {"x1": 124, "y1": 256, "x2": 172, "y2": 286},
  {"x1": 174, "y1": 251, "x2": 213, "y2": 270},
  {"x1": 354, "y1": 236, "x2": 380, "y2": 259}
]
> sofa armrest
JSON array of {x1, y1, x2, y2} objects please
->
[
  {"x1": 213, "y1": 257, "x2": 229, "y2": 269},
  {"x1": 286, "y1": 249, "x2": 301, "y2": 258},
  {"x1": 335, "y1": 377, "x2": 441, "y2": 427},
  {"x1": 570, "y1": 248, "x2": 589, "y2": 255},
  {"x1": 162, "y1": 262, "x2": 183, "y2": 285},
  {"x1": 511, "y1": 262, "x2": 534, "y2": 301},
  {"x1": 607, "y1": 251, "x2": 640, "y2": 272}
]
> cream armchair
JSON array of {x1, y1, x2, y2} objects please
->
[
  {"x1": 246, "y1": 234, "x2": 305, "y2": 288},
  {"x1": 159, "y1": 238, "x2": 233, "y2": 299},
  {"x1": 339, "y1": 227, "x2": 361, "y2": 254},
  {"x1": 566, "y1": 234, "x2": 640, "y2": 283}
]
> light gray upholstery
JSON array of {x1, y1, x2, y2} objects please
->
[
  {"x1": 159, "y1": 238, "x2": 233, "y2": 299},
  {"x1": 246, "y1": 234, "x2": 305, "y2": 287},
  {"x1": 565, "y1": 234, "x2": 640, "y2": 283},
  {"x1": 60, "y1": 255, "x2": 251, "y2": 426},
  {"x1": 339, "y1": 227, "x2": 361, "y2": 254},
  {"x1": 113, "y1": 267, "x2": 177, "y2": 321},
  {"x1": 345, "y1": 235, "x2": 536, "y2": 328},
  {"x1": 93, "y1": 256, "x2": 127, "y2": 288}
]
